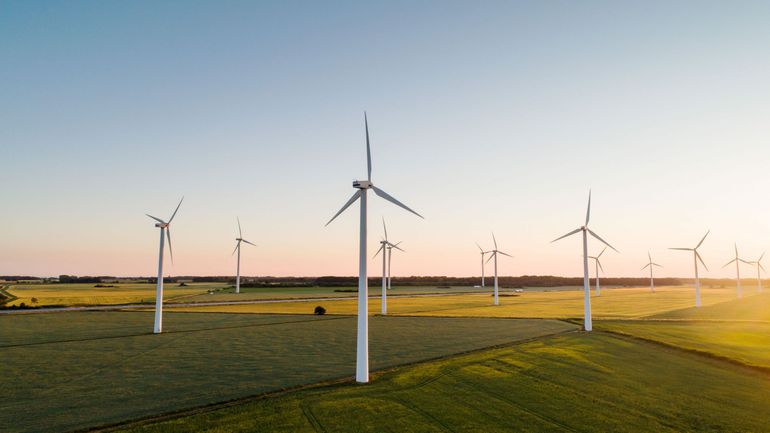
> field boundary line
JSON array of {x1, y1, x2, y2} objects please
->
[{"x1": 80, "y1": 326, "x2": 580, "y2": 433}]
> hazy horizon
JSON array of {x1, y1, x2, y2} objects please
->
[{"x1": 3, "y1": 1, "x2": 770, "y2": 279}]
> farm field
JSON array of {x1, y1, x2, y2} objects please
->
[
  {"x1": 115, "y1": 332, "x2": 770, "y2": 433},
  {"x1": 650, "y1": 291, "x2": 770, "y2": 321},
  {"x1": 171, "y1": 286, "x2": 739, "y2": 319},
  {"x1": 0, "y1": 311, "x2": 574, "y2": 433},
  {"x1": 2, "y1": 283, "x2": 225, "y2": 307}
]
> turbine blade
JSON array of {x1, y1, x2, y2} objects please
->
[
  {"x1": 760, "y1": 251, "x2": 766, "y2": 262},
  {"x1": 168, "y1": 197, "x2": 184, "y2": 223},
  {"x1": 382, "y1": 217, "x2": 388, "y2": 241},
  {"x1": 723, "y1": 259, "x2": 736, "y2": 268},
  {"x1": 695, "y1": 230, "x2": 710, "y2": 249},
  {"x1": 597, "y1": 259, "x2": 604, "y2": 273},
  {"x1": 696, "y1": 251, "x2": 708, "y2": 272},
  {"x1": 371, "y1": 186, "x2": 423, "y2": 218},
  {"x1": 166, "y1": 227, "x2": 174, "y2": 264},
  {"x1": 373, "y1": 243, "x2": 384, "y2": 258},
  {"x1": 597, "y1": 246, "x2": 607, "y2": 258},
  {"x1": 585, "y1": 189, "x2": 591, "y2": 226},
  {"x1": 242, "y1": 239, "x2": 257, "y2": 247},
  {"x1": 486, "y1": 252, "x2": 496, "y2": 264},
  {"x1": 392, "y1": 243, "x2": 405, "y2": 252},
  {"x1": 232, "y1": 241, "x2": 240, "y2": 256},
  {"x1": 669, "y1": 247, "x2": 693, "y2": 251},
  {"x1": 325, "y1": 190, "x2": 362, "y2": 226},
  {"x1": 498, "y1": 251, "x2": 513, "y2": 258},
  {"x1": 653, "y1": 263, "x2": 663, "y2": 267},
  {"x1": 146, "y1": 214, "x2": 165, "y2": 224},
  {"x1": 648, "y1": 251, "x2": 652, "y2": 262},
  {"x1": 365, "y1": 112, "x2": 372, "y2": 181},
  {"x1": 641, "y1": 263, "x2": 651, "y2": 270},
  {"x1": 587, "y1": 228, "x2": 618, "y2": 253},
  {"x1": 760, "y1": 263, "x2": 767, "y2": 273},
  {"x1": 475, "y1": 242, "x2": 483, "y2": 252},
  {"x1": 237, "y1": 217, "x2": 242, "y2": 238},
  {"x1": 551, "y1": 227, "x2": 582, "y2": 243},
  {"x1": 492, "y1": 232, "x2": 498, "y2": 250}
]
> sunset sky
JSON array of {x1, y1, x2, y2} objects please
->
[{"x1": 2, "y1": 1, "x2": 770, "y2": 278}]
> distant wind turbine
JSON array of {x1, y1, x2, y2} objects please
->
[
  {"x1": 552, "y1": 190, "x2": 618, "y2": 331},
  {"x1": 588, "y1": 247, "x2": 607, "y2": 296},
  {"x1": 146, "y1": 197, "x2": 183, "y2": 334},
  {"x1": 475, "y1": 242, "x2": 490, "y2": 287},
  {"x1": 325, "y1": 113, "x2": 423, "y2": 383},
  {"x1": 746, "y1": 252, "x2": 766, "y2": 293},
  {"x1": 669, "y1": 230, "x2": 709, "y2": 307},
  {"x1": 374, "y1": 218, "x2": 403, "y2": 315},
  {"x1": 486, "y1": 233, "x2": 512, "y2": 306},
  {"x1": 386, "y1": 240, "x2": 403, "y2": 292},
  {"x1": 722, "y1": 243, "x2": 749, "y2": 299},
  {"x1": 232, "y1": 217, "x2": 256, "y2": 294},
  {"x1": 641, "y1": 251, "x2": 663, "y2": 293}
]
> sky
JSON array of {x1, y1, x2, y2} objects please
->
[{"x1": 2, "y1": 0, "x2": 770, "y2": 279}]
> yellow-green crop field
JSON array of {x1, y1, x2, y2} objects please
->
[
  {"x1": 170, "y1": 286, "x2": 739, "y2": 319},
  {"x1": 3, "y1": 283, "x2": 226, "y2": 306}
]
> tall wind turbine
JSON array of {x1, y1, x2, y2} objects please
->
[
  {"x1": 588, "y1": 247, "x2": 607, "y2": 296},
  {"x1": 722, "y1": 243, "x2": 749, "y2": 299},
  {"x1": 669, "y1": 230, "x2": 709, "y2": 307},
  {"x1": 746, "y1": 252, "x2": 766, "y2": 293},
  {"x1": 373, "y1": 218, "x2": 403, "y2": 315},
  {"x1": 475, "y1": 242, "x2": 490, "y2": 287},
  {"x1": 232, "y1": 217, "x2": 256, "y2": 294},
  {"x1": 486, "y1": 233, "x2": 512, "y2": 306},
  {"x1": 552, "y1": 190, "x2": 618, "y2": 332},
  {"x1": 146, "y1": 197, "x2": 183, "y2": 334},
  {"x1": 641, "y1": 251, "x2": 663, "y2": 293},
  {"x1": 325, "y1": 113, "x2": 423, "y2": 383}
]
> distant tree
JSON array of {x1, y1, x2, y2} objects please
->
[
  {"x1": 314, "y1": 306, "x2": 326, "y2": 315},
  {"x1": 30, "y1": 297, "x2": 38, "y2": 304}
]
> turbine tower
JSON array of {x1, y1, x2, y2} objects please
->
[
  {"x1": 641, "y1": 251, "x2": 663, "y2": 293},
  {"x1": 552, "y1": 190, "x2": 618, "y2": 331},
  {"x1": 746, "y1": 252, "x2": 766, "y2": 293},
  {"x1": 373, "y1": 218, "x2": 403, "y2": 315},
  {"x1": 486, "y1": 233, "x2": 512, "y2": 306},
  {"x1": 232, "y1": 217, "x2": 256, "y2": 294},
  {"x1": 722, "y1": 243, "x2": 748, "y2": 299},
  {"x1": 146, "y1": 197, "x2": 183, "y2": 334},
  {"x1": 325, "y1": 113, "x2": 423, "y2": 383},
  {"x1": 669, "y1": 230, "x2": 709, "y2": 307},
  {"x1": 475, "y1": 242, "x2": 490, "y2": 287},
  {"x1": 588, "y1": 247, "x2": 607, "y2": 296},
  {"x1": 386, "y1": 240, "x2": 403, "y2": 292}
]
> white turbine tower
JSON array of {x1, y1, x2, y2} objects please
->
[
  {"x1": 670, "y1": 230, "x2": 709, "y2": 307},
  {"x1": 386, "y1": 240, "x2": 403, "y2": 292},
  {"x1": 373, "y1": 218, "x2": 403, "y2": 315},
  {"x1": 475, "y1": 242, "x2": 490, "y2": 288},
  {"x1": 722, "y1": 243, "x2": 748, "y2": 299},
  {"x1": 486, "y1": 233, "x2": 512, "y2": 306},
  {"x1": 146, "y1": 197, "x2": 183, "y2": 334},
  {"x1": 325, "y1": 112, "x2": 423, "y2": 383},
  {"x1": 232, "y1": 217, "x2": 256, "y2": 294},
  {"x1": 552, "y1": 190, "x2": 618, "y2": 332},
  {"x1": 588, "y1": 247, "x2": 607, "y2": 296},
  {"x1": 641, "y1": 251, "x2": 663, "y2": 293},
  {"x1": 746, "y1": 252, "x2": 766, "y2": 293}
]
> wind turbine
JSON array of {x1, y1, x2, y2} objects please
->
[
  {"x1": 475, "y1": 242, "x2": 490, "y2": 287},
  {"x1": 386, "y1": 240, "x2": 403, "y2": 292},
  {"x1": 746, "y1": 252, "x2": 766, "y2": 293},
  {"x1": 373, "y1": 218, "x2": 403, "y2": 315},
  {"x1": 552, "y1": 190, "x2": 618, "y2": 332},
  {"x1": 486, "y1": 233, "x2": 512, "y2": 306},
  {"x1": 232, "y1": 217, "x2": 256, "y2": 294},
  {"x1": 722, "y1": 243, "x2": 749, "y2": 299},
  {"x1": 588, "y1": 247, "x2": 607, "y2": 296},
  {"x1": 325, "y1": 112, "x2": 423, "y2": 383},
  {"x1": 669, "y1": 230, "x2": 709, "y2": 307},
  {"x1": 146, "y1": 197, "x2": 183, "y2": 334},
  {"x1": 641, "y1": 251, "x2": 663, "y2": 293}
]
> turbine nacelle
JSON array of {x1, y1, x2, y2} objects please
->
[{"x1": 353, "y1": 180, "x2": 373, "y2": 189}]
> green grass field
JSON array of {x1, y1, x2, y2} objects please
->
[
  {"x1": 171, "y1": 286, "x2": 739, "y2": 319},
  {"x1": 0, "y1": 311, "x2": 573, "y2": 433},
  {"x1": 116, "y1": 332, "x2": 770, "y2": 433},
  {"x1": 4, "y1": 283, "x2": 226, "y2": 307}
]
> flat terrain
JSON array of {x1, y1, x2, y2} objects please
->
[
  {"x1": 3, "y1": 283, "x2": 225, "y2": 307},
  {"x1": 0, "y1": 311, "x2": 573, "y2": 433},
  {"x1": 117, "y1": 332, "x2": 770, "y2": 433},
  {"x1": 171, "y1": 286, "x2": 738, "y2": 319}
]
